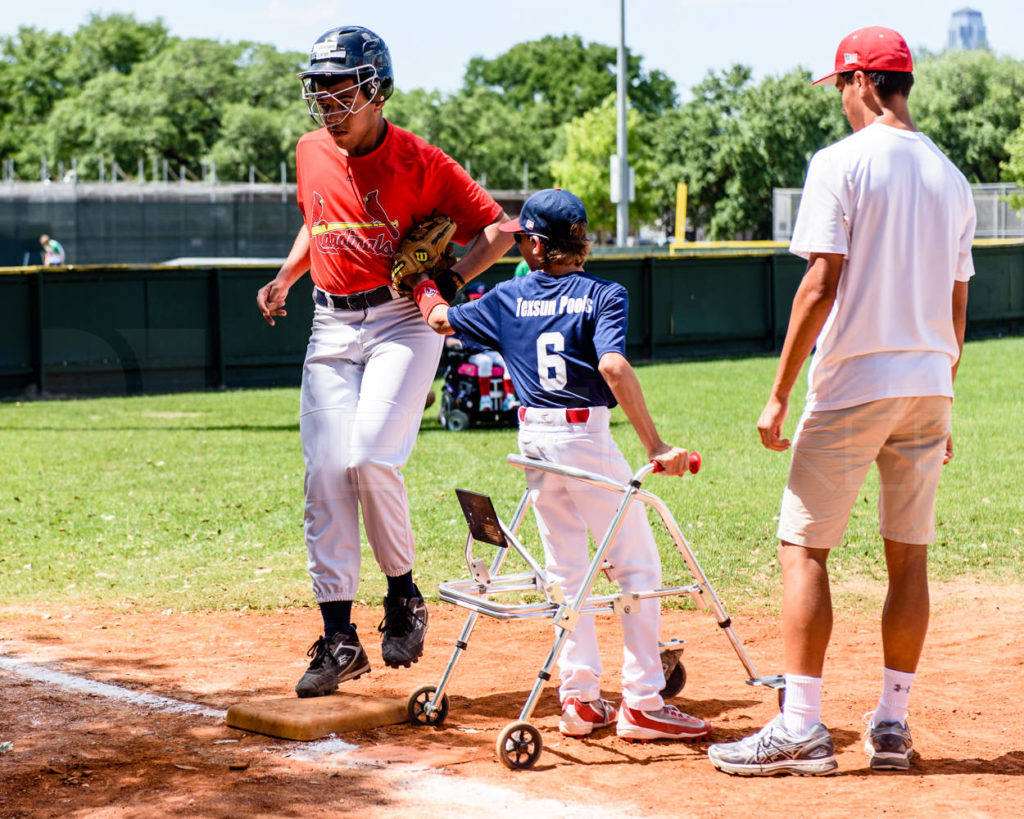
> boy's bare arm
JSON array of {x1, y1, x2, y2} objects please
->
[{"x1": 598, "y1": 352, "x2": 690, "y2": 475}]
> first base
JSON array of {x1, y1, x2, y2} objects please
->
[{"x1": 226, "y1": 693, "x2": 408, "y2": 741}]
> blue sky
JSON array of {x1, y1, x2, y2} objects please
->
[{"x1": 6, "y1": 1, "x2": 1022, "y2": 99}]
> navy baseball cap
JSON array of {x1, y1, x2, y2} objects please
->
[
  {"x1": 466, "y1": 281, "x2": 487, "y2": 299},
  {"x1": 500, "y1": 188, "x2": 588, "y2": 241}
]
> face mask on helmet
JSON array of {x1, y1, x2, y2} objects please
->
[
  {"x1": 298, "y1": 27, "x2": 394, "y2": 128},
  {"x1": 301, "y1": 70, "x2": 382, "y2": 128}
]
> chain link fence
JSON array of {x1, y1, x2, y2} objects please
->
[
  {"x1": 0, "y1": 181, "x2": 301, "y2": 266},
  {"x1": 773, "y1": 183, "x2": 1024, "y2": 242}
]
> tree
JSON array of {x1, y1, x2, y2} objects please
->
[
  {"x1": 384, "y1": 88, "x2": 449, "y2": 149},
  {"x1": 0, "y1": 15, "x2": 174, "y2": 169},
  {"x1": 65, "y1": 13, "x2": 170, "y2": 80},
  {"x1": 207, "y1": 104, "x2": 308, "y2": 182},
  {"x1": 648, "y1": 66, "x2": 846, "y2": 239},
  {"x1": 42, "y1": 69, "x2": 178, "y2": 177},
  {"x1": 913, "y1": 49, "x2": 1024, "y2": 183},
  {"x1": 41, "y1": 35, "x2": 308, "y2": 181},
  {"x1": 0, "y1": 27, "x2": 72, "y2": 161},
  {"x1": 232, "y1": 42, "x2": 307, "y2": 110},
  {"x1": 389, "y1": 35, "x2": 678, "y2": 201},
  {"x1": 709, "y1": 69, "x2": 847, "y2": 238},
  {"x1": 1002, "y1": 125, "x2": 1024, "y2": 209},
  {"x1": 549, "y1": 96, "x2": 660, "y2": 236},
  {"x1": 387, "y1": 86, "x2": 554, "y2": 190},
  {"x1": 648, "y1": 66, "x2": 751, "y2": 239},
  {"x1": 207, "y1": 43, "x2": 309, "y2": 180},
  {"x1": 41, "y1": 38, "x2": 242, "y2": 177},
  {"x1": 462, "y1": 35, "x2": 676, "y2": 123},
  {"x1": 2, "y1": 15, "x2": 310, "y2": 181}
]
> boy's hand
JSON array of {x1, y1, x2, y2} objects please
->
[{"x1": 649, "y1": 444, "x2": 691, "y2": 476}]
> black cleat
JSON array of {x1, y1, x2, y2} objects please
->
[
  {"x1": 295, "y1": 628, "x2": 370, "y2": 698},
  {"x1": 378, "y1": 594, "x2": 428, "y2": 668}
]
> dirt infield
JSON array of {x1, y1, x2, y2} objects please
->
[{"x1": 1, "y1": 581, "x2": 1022, "y2": 818}]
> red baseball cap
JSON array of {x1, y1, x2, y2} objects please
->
[{"x1": 813, "y1": 26, "x2": 913, "y2": 86}]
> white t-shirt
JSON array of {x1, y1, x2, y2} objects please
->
[{"x1": 790, "y1": 123, "x2": 976, "y2": 411}]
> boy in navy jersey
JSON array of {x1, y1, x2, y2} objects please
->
[{"x1": 411, "y1": 188, "x2": 712, "y2": 742}]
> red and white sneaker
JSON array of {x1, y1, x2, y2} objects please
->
[
  {"x1": 559, "y1": 697, "x2": 618, "y2": 737},
  {"x1": 616, "y1": 703, "x2": 712, "y2": 742}
]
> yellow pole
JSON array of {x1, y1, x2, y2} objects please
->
[{"x1": 675, "y1": 182, "x2": 688, "y2": 242}]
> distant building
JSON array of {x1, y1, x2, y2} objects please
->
[{"x1": 947, "y1": 7, "x2": 988, "y2": 50}]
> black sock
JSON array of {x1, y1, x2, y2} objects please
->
[
  {"x1": 319, "y1": 600, "x2": 353, "y2": 639},
  {"x1": 386, "y1": 572, "x2": 417, "y2": 600}
]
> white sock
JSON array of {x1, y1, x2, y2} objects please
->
[
  {"x1": 874, "y1": 667, "x2": 915, "y2": 726},
  {"x1": 782, "y1": 673, "x2": 822, "y2": 736}
]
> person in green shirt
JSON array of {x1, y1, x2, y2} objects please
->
[{"x1": 39, "y1": 234, "x2": 66, "y2": 266}]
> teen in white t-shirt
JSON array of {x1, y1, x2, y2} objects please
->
[
  {"x1": 791, "y1": 123, "x2": 976, "y2": 411},
  {"x1": 708, "y1": 26, "x2": 976, "y2": 778}
]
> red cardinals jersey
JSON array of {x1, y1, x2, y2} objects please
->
[{"x1": 296, "y1": 123, "x2": 503, "y2": 295}]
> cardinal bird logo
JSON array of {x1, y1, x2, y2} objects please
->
[
  {"x1": 362, "y1": 190, "x2": 401, "y2": 239},
  {"x1": 308, "y1": 189, "x2": 400, "y2": 257}
]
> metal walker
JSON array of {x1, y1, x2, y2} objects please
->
[{"x1": 406, "y1": 453, "x2": 783, "y2": 770}]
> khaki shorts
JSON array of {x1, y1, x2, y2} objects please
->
[{"x1": 777, "y1": 396, "x2": 952, "y2": 549}]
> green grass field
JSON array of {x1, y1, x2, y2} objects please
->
[{"x1": 1, "y1": 336, "x2": 1021, "y2": 613}]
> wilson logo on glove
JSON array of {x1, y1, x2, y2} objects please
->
[{"x1": 390, "y1": 215, "x2": 458, "y2": 296}]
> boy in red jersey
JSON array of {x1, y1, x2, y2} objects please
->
[{"x1": 256, "y1": 26, "x2": 513, "y2": 698}]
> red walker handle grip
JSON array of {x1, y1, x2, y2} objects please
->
[{"x1": 651, "y1": 451, "x2": 702, "y2": 475}]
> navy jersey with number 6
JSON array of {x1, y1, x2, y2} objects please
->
[{"x1": 446, "y1": 271, "x2": 628, "y2": 409}]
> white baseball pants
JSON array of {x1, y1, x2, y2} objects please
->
[
  {"x1": 300, "y1": 292, "x2": 443, "y2": 602},
  {"x1": 518, "y1": 406, "x2": 666, "y2": 712}
]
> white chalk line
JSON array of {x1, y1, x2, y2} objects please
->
[
  {"x1": 0, "y1": 649, "x2": 648, "y2": 818},
  {"x1": 0, "y1": 651, "x2": 226, "y2": 719}
]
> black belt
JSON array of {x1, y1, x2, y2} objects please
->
[{"x1": 315, "y1": 285, "x2": 394, "y2": 311}]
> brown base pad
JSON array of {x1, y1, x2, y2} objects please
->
[{"x1": 226, "y1": 692, "x2": 409, "y2": 741}]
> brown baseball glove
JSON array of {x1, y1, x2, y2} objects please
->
[{"x1": 390, "y1": 215, "x2": 458, "y2": 296}]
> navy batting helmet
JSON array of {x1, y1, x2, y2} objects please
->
[{"x1": 298, "y1": 26, "x2": 394, "y2": 101}]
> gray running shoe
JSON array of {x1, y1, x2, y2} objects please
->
[
  {"x1": 295, "y1": 629, "x2": 370, "y2": 698},
  {"x1": 864, "y1": 714, "x2": 914, "y2": 771},
  {"x1": 708, "y1": 714, "x2": 838, "y2": 776},
  {"x1": 378, "y1": 594, "x2": 428, "y2": 668}
]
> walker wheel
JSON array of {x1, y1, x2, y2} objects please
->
[
  {"x1": 496, "y1": 721, "x2": 543, "y2": 770},
  {"x1": 407, "y1": 684, "x2": 450, "y2": 726},
  {"x1": 660, "y1": 653, "x2": 687, "y2": 699}
]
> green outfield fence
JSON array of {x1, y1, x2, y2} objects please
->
[{"x1": 1, "y1": 240, "x2": 1021, "y2": 398}]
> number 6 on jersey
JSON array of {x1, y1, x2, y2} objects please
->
[{"x1": 537, "y1": 332, "x2": 567, "y2": 390}]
